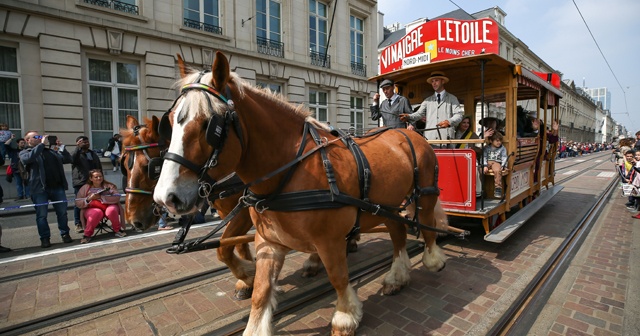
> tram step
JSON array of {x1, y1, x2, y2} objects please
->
[{"x1": 484, "y1": 185, "x2": 564, "y2": 243}]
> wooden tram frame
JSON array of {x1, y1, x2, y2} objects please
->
[{"x1": 370, "y1": 53, "x2": 563, "y2": 242}]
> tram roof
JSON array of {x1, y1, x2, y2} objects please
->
[{"x1": 369, "y1": 53, "x2": 563, "y2": 103}]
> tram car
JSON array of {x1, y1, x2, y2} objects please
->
[{"x1": 370, "y1": 18, "x2": 563, "y2": 242}]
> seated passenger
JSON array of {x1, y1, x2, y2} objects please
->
[
  {"x1": 479, "y1": 117, "x2": 503, "y2": 138},
  {"x1": 483, "y1": 132, "x2": 508, "y2": 198},
  {"x1": 517, "y1": 106, "x2": 535, "y2": 137},
  {"x1": 75, "y1": 169, "x2": 125, "y2": 243},
  {"x1": 454, "y1": 116, "x2": 479, "y2": 148}
]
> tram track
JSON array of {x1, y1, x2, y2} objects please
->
[
  {"x1": 490, "y1": 163, "x2": 618, "y2": 335},
  {"x1": 0, "y1": 153, "x2": 616, "y2": 335}
]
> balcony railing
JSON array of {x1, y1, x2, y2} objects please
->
[
  {"x1": 84, "y1": 0, "x2": 139, "y2": 15},
  {"x1": 183, "y1": 18, "x2": 223, "y2": 35},
  {"x1": 351, "y1": 61, "x2": 367, "y2": 77},
  {"x1": 257, "y1": 36, "x2": 284, "y2": 58},
  {"x1": 310, "y1": 50, "x2": 331, "y2": 68}
]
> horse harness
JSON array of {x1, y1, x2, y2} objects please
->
[{"x1": 159, "y1": 74, "x2": 447, "y2": 254}]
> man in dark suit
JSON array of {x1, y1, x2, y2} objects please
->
[{"x1": 370, "y1": 79, "x2": 413, "y2": 129}]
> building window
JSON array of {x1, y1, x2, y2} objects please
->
[
  {"x1": 183, "y1": 0, "x2": 222, "y2": 35},
  {"x1": 309, "y1": 0, "x2": 330, "y2": 68},
  {"x1": 309, "y1": 89, "x2": 328, "y2": 122},
  {"x1": 257, "y1": 0, "x2": 283, "y2": 57},
  {"x1": 83, "y1": 0, "x2": 139, "y2": 15},
  {"x1": 350, "y1": 15, "x2": 366, "y2": 76},
  {"x1": 350, "y1": 96, "x2": 364, "y2": 135},
  {"x1": 88, "y1": 58, "x2": 139, "y2": 150},
  {"x1": 0, "y1": 46, "x2": 21, "y2": 135},
  {"x1": 256, "y1": 81, "x2": 282, "y2": 94}
]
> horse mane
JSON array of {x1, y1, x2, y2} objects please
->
[{"x1": 176, "y1": 69, "x2": 329, "y2": 131}]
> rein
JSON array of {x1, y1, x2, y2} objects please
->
[{"x1": 160, "y1": 76, "x2": 451, "y2": 254}]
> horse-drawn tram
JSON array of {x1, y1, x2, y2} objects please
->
[{"x1": 370, "y1": 18, "x2": 564, "y2": 243}]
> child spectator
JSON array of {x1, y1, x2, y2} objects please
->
[
  {"x1": 0, "y1": 123, "x2": 12, "y2": 159},
  {"x1": 618, "y1": 149, "x2": 636, "y2": 209},
  {"x1": 483, "y1": 132, "x2": 508, "y2": 198}
]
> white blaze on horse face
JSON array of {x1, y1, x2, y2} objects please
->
[{"x1": 153, "y1": 99, "x2": 194, "y2": 210}]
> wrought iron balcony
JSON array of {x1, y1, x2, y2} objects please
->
[
  {"x1": 257, "y1": 36, "x2": 284, "y2": 58},
  {"x1": 351, "y1": 61, "x2": 366, "y2": 77},
  {"x1": 310, "y1": 50, "x2": 331, "y2": 68},
  {"x1": 83, "y1": 0, "x2": 139, "y2": 15},
  {"x1": 183, "y1": 18, "x2": 223, "y2": 35}
]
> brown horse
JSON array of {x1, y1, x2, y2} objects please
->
[
  {"x1": 121, "y1": 115, "x2": 256, "y2": 299},
  {"x1": 154, "y1": 52, "x2": 447, "y2": 335}
]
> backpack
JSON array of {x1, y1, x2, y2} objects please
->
[{"x1": 18, "y1": 160, "x2": 29, "y2": 181}]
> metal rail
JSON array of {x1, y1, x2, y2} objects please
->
[{"x1": 489, "y1": 164, "x2": 618, "y2": 335}]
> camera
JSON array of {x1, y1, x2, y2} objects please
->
[{"x1": 47, "y1": 135, "x2": 57, "y2": 146}]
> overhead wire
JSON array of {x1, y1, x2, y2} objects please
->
[{"x1": 571, "y1": 0, "x2": 634, "y2": 131}]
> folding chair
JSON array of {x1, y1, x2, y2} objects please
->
[{"x1": 93, "y1": 217, "x2": 114, "y2": 237}]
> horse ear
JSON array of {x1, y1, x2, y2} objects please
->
[
  {"x1": 151, "y1": 116, "x2": 160, "y2": 136},
  {"x1": 177, "y1": 54, "x2": 188, "y2": 79},
  {"x1": 211, "y1": 51, "x2": 230, "y2": 90},
  {"x1": 126, "y1": 115, "x2": 139, "y2": 129}
]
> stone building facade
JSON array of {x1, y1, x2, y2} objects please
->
[{"x1": 0, "y1": 0, "x2": 379, "y2": 150}]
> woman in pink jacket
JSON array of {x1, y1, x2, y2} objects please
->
[{"x1": 75, "y1": 169, "x2": 125, "y2": 243}]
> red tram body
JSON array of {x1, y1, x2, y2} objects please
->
[{"x1": 370, "y1": 18, "x2": 563, "y2": 242}]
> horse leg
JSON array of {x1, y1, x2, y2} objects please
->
[
  {"x1": 217, "y1": 208, "x2": 256, "y2": 300},
  {"x1": 316, "y1": 244, "x2": 362, "y2": 336},
  {"x1": 302, "y1": 253, "x2": 324, "y2": 278},
  {"x1": 302, "y1": 235, "x2": 360, "y2": 278},
  {"x1": 243, "y1": 233, "x2": 287, "y2": 336},
  {"x1": 419, "y1": 198, "x2": 447, "y2": 272},
  {"x1": 381, "y1": 221, "x2": 411, "y2": 295},
  {"x1": 347, "y1": 234, "x2": 360, "y2": 253}
]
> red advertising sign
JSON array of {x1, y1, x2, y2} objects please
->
[{"x1": 379, "y1": 18, "x2": 500, "y2": 75}]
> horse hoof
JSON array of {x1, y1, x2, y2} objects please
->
[
  {"x1": 233, "y1": 287, "x2": 253, "y2": 300},
  {"x1": 302, "y1": 268, "x2": 321, "y2": 278},
  {"x1": 382, "y1": 284, "x2": 403, "y2": 296},
  {"x1": 331, "y1": 330, "x2": 355, "y2": 336}
]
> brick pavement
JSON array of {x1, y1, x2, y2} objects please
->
[{"x1": 529, "y1": 191, "x2": 639, "y2": 336}]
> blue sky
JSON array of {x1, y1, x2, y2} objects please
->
[{"x1": 378, "y1": 0, "x2": 640, "y2": 133}]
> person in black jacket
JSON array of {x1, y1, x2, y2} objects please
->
[
  {"x1": 106, "y1": 134, "x2": 123, "y2": 172},
  {"x1": 20, "y1": 131, "x2": 73, "y2": 248},
  {"x1": 72, "y1": 135, "x2": 103, "y2": 233}
]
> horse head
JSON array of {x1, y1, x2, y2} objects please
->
[
  {"x1": 154, "y1": 52, "x2": 244, "y2": 215},
  {"x1": 122, "y1": 115, "x2": 166, "y2": 231}
]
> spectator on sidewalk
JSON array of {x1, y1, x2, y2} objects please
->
[
  {"x1": 75, "y1": 169, "x2": 125, "y2": 244},
  {"x1": 5, "y1": 135, "x2": 30, "y2": 200},
  {"x1": 0, "y1": 123, "x2": 12, "y2": 160},
  {"x1": 71, "y1": 136, "x2": 103, "y2": 233},
  {"x1": 105, "y1": 134, "x2": 122, "y2": 172},
  {"x1": 20, "y1": 131, "x2": 74, "y2": 248}
]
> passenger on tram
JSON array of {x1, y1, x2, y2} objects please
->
[
  {"x1": 370, "y1": 79, "x2": 413, "y2": 129},
  {"x1": 516, "y1": 106, "x2": 536, "y2": 137},
  {"x1": 399, "y1": 71, "x2": 463, "y2": 143},
  {"x1": 455, "y1": 116, "x2": 484, "y2": 197},
  {"x1": 532, "y1": 119, "x2": 559, "y2": 182},
  {"x1": 483, "y1": 132, "x2": 508, "y2": 198},
  {"x1": 478, "y1": 117, "x2": 502, "y2": 138}
]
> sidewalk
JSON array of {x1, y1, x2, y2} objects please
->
[{"x1": 0, "y1": 160, "x2": 123, "y2": 216}]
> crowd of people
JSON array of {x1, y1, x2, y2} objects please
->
[
  {"x1": 614, "y1": 133, "x2": 640, "y2": 219},
  {"x1": 0, "y1": 129, "x2": 128, "y2": 251}
]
